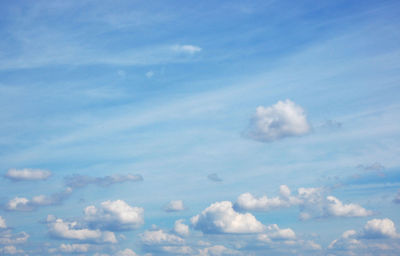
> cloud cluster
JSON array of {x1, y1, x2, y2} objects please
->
[
  {"x1": 174, "y1": 219, "x2": 190, "y2": 237},
  {"x1": 0, "y1": 230, "x2": 29, "y2": 245},
  {"x1": 46, "y1": 215, "x2": 117, "y2": 244},
  {"x1": 164, "y1": 200, "x2": 185, "y2": 212},
  {"x1": 140, "y1": 229, "x2": 184, "y2": 245},
  {"x1": 0, "y1": 217, "x2": 6, "y2": 229},
  {"x1": 0, "y1": 245, "x2": 25, "y2": 255},
  {"x1": 235, "y1": 185, "x2": 372, "y2": 219},
  {"x1": 4, "y1": 168, "x2": 51, "y2": 181},
  {"x1": 329, "y1": 218, "x2": 400, "y2": 252},
  {"x1": 246, "y1": 100, "x2": 310, "y2": 142},
  {"x1": 191, "y1": 201, "x2": 265, "y2": 234},
  {"x1": 65, "y1": 174, "x2": 143, "y2": 189},
  {"x1": 84, "y1": 200, "x2": 144, "y2": 231},
  {"x1": 5, "y1": 188, "x2": 72, "y2": 211}
]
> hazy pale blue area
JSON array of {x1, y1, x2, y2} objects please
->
[{"x1": 0, "y1": 0, "x2": 399, "y2": 255}]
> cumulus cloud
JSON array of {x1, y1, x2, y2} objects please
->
[
  {"x1": 361, "y1": 218, "x2": 399, "y2": 239},
  {"x1": 140, "y1": 229, "x2": 184, "y2": 245},
  {"x1": 65, "y1": 174, "x2": 143, "y2": 189},
  {"x1": 164, "y1": 200, "x2": 185, "y2": 212},
  {"x1": 84, "y1": 200, "x2": 144, "y2": 231},
  {"x1": 191, "y1": 201, "x2": 265, "y2": 234},
  {"x1": 266, "y1": 224, "x2": 296, "y2": 240},
  {"x1": 207, "y1": 173, "x2": 222, "y2": 182},
  {"x1": 235, "y1": 185, "x2": 371, "y2": 219},
  {"x1": 4, "y1": 168, "x2": 51, "y2": 181},
  {"x1": 46, "y1": 215, "x2": 117, "y2": 243},
  {"x1": 329, "y1": 218, "x2": 400, "y2": 253},
  {"x1": 246, "y1": 99, "x2": 310, "y2": 142},
  {"x1": 0, "y1": 217, "x2": 6, "y2": 229},
  {"x1": 325, "y1": 196, "x2": 372, "y2": 217},
  {"x1": 174, "y1": 219, "x2": 189, "y2": 237},
  {"x1": 172, "y1": 44, "x2": 202, "y2": 54}
]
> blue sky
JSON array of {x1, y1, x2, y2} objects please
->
[{"x1": 0, "y1": 0, "x2": 400, "y2": 255}]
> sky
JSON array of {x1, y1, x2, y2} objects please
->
[{"x1": 0, "y1": 0, "x2": 400, "y2": 255}]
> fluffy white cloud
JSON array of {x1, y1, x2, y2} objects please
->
[
  {"x1": 47, "y1": 215, "x2": 117, "y2": 243},
  {"x1": 235, "y1": 185, "x2": 371, "y2": 220},
  {"x1": 4, "y1": 168, "x2": 51, "y2": 181},
  {"x1": 191, "y1": 201, "x2": 265, "y2": 234},
  {"x1": 266, "y1": 224, "x2": 296, "y2": 240},
  {"x1": 325, "y1": 196, "x2": 372, "y2": 217},
  {"x1": 59, "y1": 243, "x2": 90, "y2": 253},
  {"x1": 172, "y1": 44, "x2": 202, "y2": 54},
  {"x1": 164, "y1": 200, "x2": 185, "y2": 212},
  {"x1": 0, "y1": 217, "x2": 6, "y2": 229},
  {"x1": 361, "y1": 218, "x2": 399, "y2": 239},
  {"x1": 161, "y1": 246, "x2": 193, "y2": 255},
  {"x1": 174, "y1": 219, "x2": 189, "y2": 237},
  {"x1": 6, "y1": 197, "x2": 30, "y2": 211},
  {"x1": 115, "y1": 248, "x2": 138, "y2": 256},
  {"x1": 140, "y1": 229, "x2": 184, "y2": 245},
  {"x1": 246, "y1": 99, "x2": 310, "y2": 142},
  {"x1": 84, "y1": 200, "x2": 144, "y2": 231}
]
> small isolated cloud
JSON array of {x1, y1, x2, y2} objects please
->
[
  {"x1": 117, "y1": 70, "x2": 126, "y2": 77},
  {"x1": 64, "y1": 174, "x2": 143, "y2": 189},
  {"x1": 191, "y1": 201, "x2": 265, "y2": 234},
  {"x1": 235, "y1": 185, "x2": 372, "y2": 219},
  {"x1": 145, "y1": 71, "x2": 154, "y2": 78},
  {"x1": 173, "y1": 219, "x2": 189, "y2": 237},
  {"x1": 246, "y1": 99, "x2": 310, "y2": 142},
  {"x1": 265, "y1": 224, "x2": 296, "y2": 240},
  {"x1": 207, "y1": 173, "x2": 222, "y2": 182},
  {"x1": 164, "y1": 200, "x2": 185, "y2": 212},
  {"x1": 84, "y1": 200, "x2": 144, "y2": 231},
  {"x1": 357, "y1": 162, "x2": 385, "y2": 177},
  {"x1": 0, "y1": 245, "x2": 25, "y2": 255},
  {"x1": 46, "y1": 215, "x2": 117, "y2": 244},
  {"x1": 0, "y1": 217, "x2": 6, "y2": 229},
  {"x1": 140, "y1": 229, "x2": 184, "y2": 245},
  {"x1": 4, "y1": 168, "x2": 51, "y2": 181},
  {"x1": 172, "y1": 44, "x2": 202, "y2": 54}
]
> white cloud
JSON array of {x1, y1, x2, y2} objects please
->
[
  {"x1": 47, "y1": 215, "x2": 117, "y2": 243},
  {"x1": 84, "y1": 200, "x2": 144, "y2": 231},
  {"x1": 0, "y1": 245, "x2": 24, "y2": 255},
  {"x1": 197, "y1": 245, "x2": 240, "y2": 256},
  {"x1": 140, "y1": 229, "x2": 184, "y2": 245},
  {"x1": 4, "y1": 168, "x2": 51, "y2": 181},
  {"x1": 361, "y1": 218, "x2": 399, "y2": 239},
  {"x1": 0, "y1": 217, "x2": 6, "y2": 229},
  {"x1": 235, "y1": 185, "x2": 372, "y2": 220},
  {"x1": 164, "y1": 200, "x2": 185, "y2": 212},
  {"x1": 115, "y1": 249, "x2": 138, "y2": 256},
  {"x1": 65, "y1": 174, "x2": 143, "y2": 188},
  {"x1": 145, "y1": 71, "x2": 154, "y2": 78},
  {"x1": 325, "y1": 196, "x2": 372, "y2": 217},
  {"x1": 161, "y1": 246, "x2": 193, "y2": 255},
  {"x1": 266, "y1": 224, "x2": 296, "y2": 240},
  {"x1": 172, "y1": 44, "x2": 202, "y2": 54},
  {"x1": 174, "y1": 219, "x2": 189, "y2": 237},
  {"x1": 0, "y1": 230, "x2": 29, "y2": 245},
  {"x1": 59, "y1": 243, "x2": 90, "y2": 253},
  {"x1": 246, "y1": 99, "x2": 310, "y2": 142},
  {"x1": 191, "y1": 201, "x2": 265, "y2": 234},
  {"x1": 6, "y1": 197, "x2": 30, "y2": 211}
]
